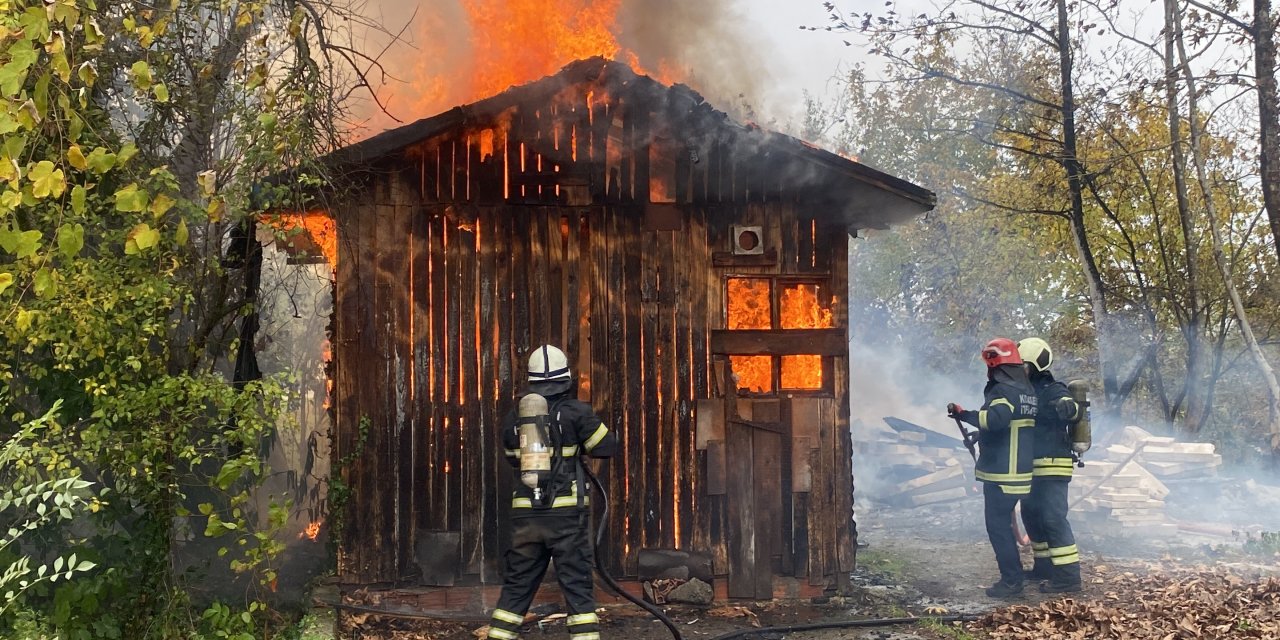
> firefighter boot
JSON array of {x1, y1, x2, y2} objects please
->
[
  {"x1": 1040, "y1": 557, "x2": 1082, "y2": 593},
  {"x1": 985, "y1": 580, "x2": 1024, "y2": 598}
]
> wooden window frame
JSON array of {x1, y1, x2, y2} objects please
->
[{"x1": 719, "y1": 275, "x2": 838, "y2": 397}]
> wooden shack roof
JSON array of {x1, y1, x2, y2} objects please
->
[{"x1": 329, "y1": 57, "x2": 935, "y2": 230}]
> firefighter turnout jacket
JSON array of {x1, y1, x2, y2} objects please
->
[
  {"x1": 502, "y1": 393, "x2": 617, "y2": 514},
  {"x1": 958, "y1": 364, "x2": 1038, "y2": 495},
  {"x1": 1029, "y1": 371, "x2": 1081, "y2": 478}
]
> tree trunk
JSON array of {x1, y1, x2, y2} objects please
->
[
  {"x1": 1056, "y1": 0, "x2": 1113, "y2": 406},
  {"x1": 1173, "y1": 2, "x2": 1280, "y2": 454},
  {"x1": 1164, "y1": 0, "x2": 1208, "y2": 435},
  {"x1": 1257, "y1": 0, "x2": 1280, "y2": 262}
]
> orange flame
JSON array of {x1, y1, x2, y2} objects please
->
[
  {"x1": 263, "y1": 211, "x2": 338, "y2": 268},
  {"x1": 727, "y1": 278, "x2": 772, "y2": 393},
  {"x1": 726, "y1": 280, "x2": 832, "y2": 393},
  {"x1": 780, "y1": 284, "x2": 832, "y2": 390},
  {"x1": 371, "y1": 1, "x2": 682, "y2": 133},
  {"x1": 300, "y1": 519, "x2": 323, "y2": 541}
]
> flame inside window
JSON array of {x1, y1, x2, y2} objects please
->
[
  {"x1": 780, "y1": 284, "x2": 833, "y2": 390},
  {"x1": 726, "y1": 279, "x2": 832, "y2": 394},
  {"x1": 727, "y1": 278, "x2": 773, "y2": 392}
]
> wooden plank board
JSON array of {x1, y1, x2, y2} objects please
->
[
  {"x1": 428, "y1": 209, "x2": 448, "y2": 533},
  {"x1": 709, "y1": 329, "x2": 846, "y2": 356},
  {"x1": 444, "y1": 207, "x2": 463, "y2": 535},
  {"x1": 480, "y1": 206, "x2": 503, "y2": 583},
  {"x1": 641, "y1": 225, "x2": 661, "y2": 550},
  {"x1": 725, "y1": 421, "x2": 755, "y2": 598},
  {"x1": 409, "y1": 203, "x2": 433, "y2": 561},
  {"x1": 753, "y1": 428, "x2": 782, "y2": 598},
  {"x1": 388, "y1": 199, "x2": 414, "y2": 580},
  {"x1": 622, "y1": 209, "x2": 644, "y2": 576},
  {"x1": 457, "y1": 206, "x2": 483, "y2": 576},
  {"x1": 332, "y1": 197, "x2": 362, "y2": 579}
]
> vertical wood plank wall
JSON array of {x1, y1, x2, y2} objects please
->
[{"x1": 332, "y1": 88, "x2": 857, "y2": 592}]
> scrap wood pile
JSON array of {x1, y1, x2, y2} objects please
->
[
  {"x1": 1071, "y1": 426, "x2": 1221, "y2": 536},
  {"x1": 974, "y1": 570, "x2": 1280, "y2": 639},
  {"x1": 857, "y1": 417, "x2": 972, "y2": 506}
]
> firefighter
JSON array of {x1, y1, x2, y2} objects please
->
[
  {"x1": 487, "y1": 345, "x2": 618, "y2": 640},
  {"x1": 947, "y1": 337, "x2": 1038, "y2": 598},
  {"x1": 1016, "y1": 337, "x2": 1083, "y2": 593}
]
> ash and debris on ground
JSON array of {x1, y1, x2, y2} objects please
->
[{"x1": 326, "y1": 494, "x2": 1280, "y2": 639}]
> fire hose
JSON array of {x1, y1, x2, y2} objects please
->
[
  {"x1": 584, "y1": 464, "x2": 984, "y2": 640},
  {"x1": 583, "y1": 463, "x2": 687, "y2": 640}
]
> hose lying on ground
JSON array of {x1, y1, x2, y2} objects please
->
[
  {"x1": 583, "y1": 464, "x2": 687, "y2": 640},
  {"x1": 583, "y1": 465, "x2": 982, "y2": 640},
  {"x1": 708, "y1": 614, "x2": 983, "y2": 640}
]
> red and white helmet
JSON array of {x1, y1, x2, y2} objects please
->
[{"x1": 981, "y1": 337, "x2": 1022, "y2": 368}]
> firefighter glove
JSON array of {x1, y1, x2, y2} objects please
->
[
  {"x1": 1072, "y1": 441, "x2": 1090, "y2": 455},
  {"x1": 1054, "y1": 397, "x2": 1077, "y2": 420},
  {"x1": 964, "y1": 431, "x2": 981, "y2": 448},
  {"x1": 946, "y1": 403, "x2": 964, "y2": 418}
]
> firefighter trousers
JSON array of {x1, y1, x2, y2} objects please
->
[
  {"x1": 982, "y1": 482, "x2": 1025, "y2": 586},
  {"x1": 487, "y1": 512, "x2": 601, "y2": 639},
  {"x1": 1022, "y1": 476, "x2": 1080, "y2": 586}
]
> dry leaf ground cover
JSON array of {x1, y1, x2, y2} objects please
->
[{"x1": 973, "y1": 568, "x2": 1280, "y2": 639}]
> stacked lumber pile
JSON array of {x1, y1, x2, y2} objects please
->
[
  {"x1": 856, "y1": 417, "x2": 974, "y2": 507},
  {"x1": 1070, "y1": 426, "x2": 1220, "y2": 536}
]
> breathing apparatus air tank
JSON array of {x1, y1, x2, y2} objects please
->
[
  {"x1": 1066, "y1": 379, "x2": 1092, "y2": 454},
  {"x1": 518, "y1": 393, "x2": 553, "y2": 506}
]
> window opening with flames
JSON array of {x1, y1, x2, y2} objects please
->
[{"x1": 726, "y1": 278, "x2": 834, "y2": 394}]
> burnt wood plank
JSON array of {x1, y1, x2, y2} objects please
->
[
  {"x1": 374, "y1": 200, "x2": 397, "y2": 581},
  {"x1": 725, "y1": 420, "x2": 755, "y2": 599},
  {"x1": 458, "y1": 207, "x2": 483, "y2": 576},
  {"x1": 753, "y1": 428, "x2": 782, "y2": 598},
  {"x1": 705, "y1": 441, "x2": 726, "y2": 496},
  {"x1": 656, "y1": 227, "x2": 677, "y2": 547},
  {"x1": 479, "y1": 205, "x2": 501, "y2": 582},
  {"x1": 528, "y1": 210, "x2": 549, "y2": 344},
  {"x1": 622, "y1": 209, "x2": 644, "y2": 576},
  {"x1": 428, "y1": 208, "x2": 448, "y2": 533},
  {"x1": 332, "y1": 199, "x2": 362, "y2": 579},
  {"x1": 494, "y1": 206, "x2": 516, "y2": 576},
  {"x1": 409, "y1": 203, "x2": 433, "y2": 563},
  {"x1": 711, "y1": 248, "x2": 778, "y2": 268},
  {"x1": 547, "y1": 212, "x2": 565, "y2": 345},
  {"x1": 591, "y1": 99, "x2": 608, "y2": 203},
  {"x1": 709, "y1": 329, "x2": 846, "y2": 356},
  {"x1": 792, "y1": 493, "x2": 810, "y2": 579},
  {"x1": 564, "y1": 211, "x2": 582, "y2": 364},
  {"x1": 641, "y1": 225, "x2": 661, "y2": 550},
  {"x1": 388, "y1": 200, "x2": 415, "y2": 580},
  {"x1": 809, "y1": 395, "x2": 833, "y2": 586},
  {"x1": 444, "y1": 207, "x2": 463, "y2": 534},
  {"x1": 634, "y1": 104, "x2": 651, "y2": 203}
]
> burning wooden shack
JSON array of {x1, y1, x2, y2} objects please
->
[{"x1": 323, "y1": 58, "x2": 935, "y2": 605}]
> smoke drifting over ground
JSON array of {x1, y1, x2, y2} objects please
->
[{"x1": 352, "y1": 0, "x2": 770, "y2": 133}]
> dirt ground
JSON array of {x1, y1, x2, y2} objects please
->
[{"x1": 327, "y1": 491, "x2": 1279, "y2": 640}]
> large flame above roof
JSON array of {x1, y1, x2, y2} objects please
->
[{"x1": 373, "y1": 0, "x2": 674, "y2": 132}]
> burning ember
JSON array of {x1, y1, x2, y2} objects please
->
[{"x1": 300, "y1": 519, "x2": 323, "y2": 541}]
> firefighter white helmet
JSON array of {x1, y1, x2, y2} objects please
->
[
  {"x1": 1017, "y1": 337, "x2": 1054, "y2": 373},
  {"x1": 528, "y1": 345, "x2": 573, "y2": 395}
]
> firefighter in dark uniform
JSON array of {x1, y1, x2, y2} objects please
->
[
  {"x1": 947, "y1": 337, "x2": 1038, "y2": 598},
  {"x1": 1017, "y1": 337, "x2": 1083, "y2": 593},
  {"x1": 487, "y1": 345, "x2": 617, "y2": 640}
]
